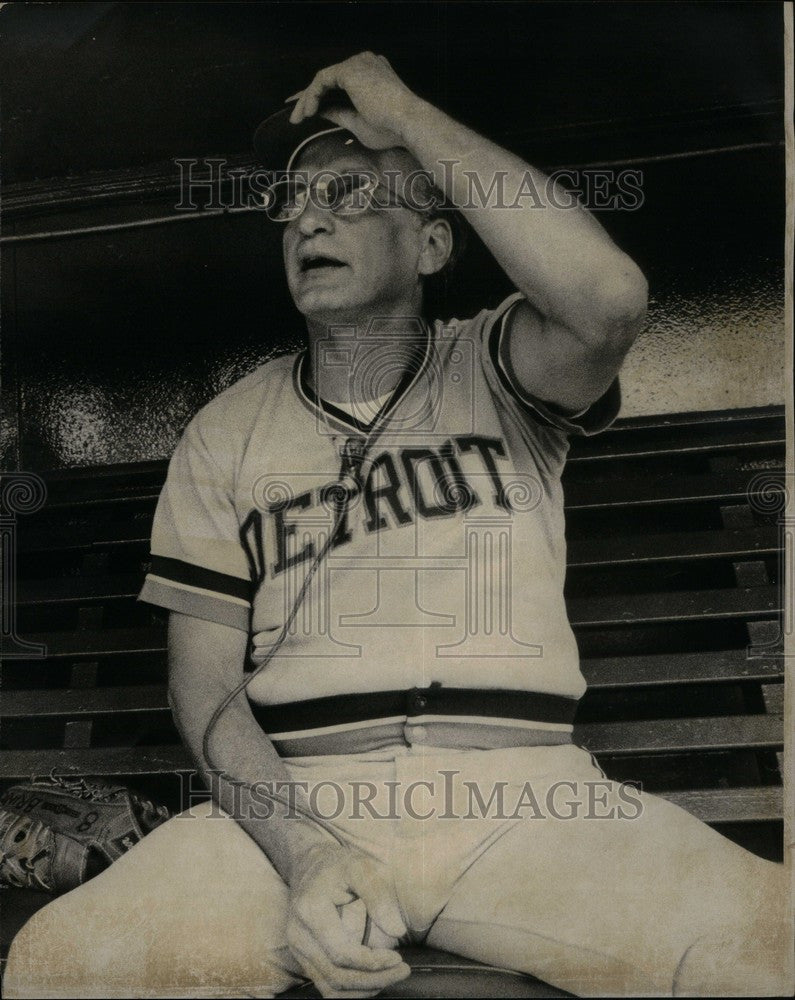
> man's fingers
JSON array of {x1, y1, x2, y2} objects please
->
[
  {"x1": 287, "y1": 849, "x2": 410, "y2": 997},
  {"x1": 360, "y1": 897, "x2": 406, "y2": 941},
  {"x1": 305, "y1": 955, "x2": 410, "y2": 996},
  {"x1": 347, "y1": 865, "x2": 407, "y2": 940},
  {"x1": 301, "y1": 69, "x2": 335, "y2": 117},
  {"x1": 318, "y1": 107, "x2": 356, "y2": 131},
  {"x1": 289, "y1": 918, "x2": 410, "y2": 994},
  {"x1": 294, "y1": 901, "x2": 401, "y2": 971},
  {"x1": 290, "y1": 66, "x2": 340, "y2": 122}
]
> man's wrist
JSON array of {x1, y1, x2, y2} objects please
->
[
  {"x1": 288, "y1": 840, "x2": 340, "y2": 887},
  {"x1": 397, "y1": 94, "x2": 439, "y2": 158}
]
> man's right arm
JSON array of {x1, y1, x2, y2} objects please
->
[
  {"x1": 167, "y1": 610, "x2": 324, "y2": 880},
  {"x1": 166, "y1": 611, "x2": 410, "y2": 996}
]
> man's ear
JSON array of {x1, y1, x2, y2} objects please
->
[{"x1": 418, "y1": 217, "x2": 454, "y2": 277}]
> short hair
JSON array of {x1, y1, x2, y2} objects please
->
[
  {"x1": 411, "y1": 180, "x2": 469, "y2": 311},
  {"x1": 424, "y1": 197, "x2": 469, "y2": 279},
  {"x1": 367, "y1": 145, "x2": 468, "y2": 281}
]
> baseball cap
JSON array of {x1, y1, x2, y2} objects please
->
[{"x1": 253, "y1": 91, "x2": 359, "y2": 174}]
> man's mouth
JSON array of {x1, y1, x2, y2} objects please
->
[{"x1": 300, "y1": 255, "x2": 347, "y2": 273}]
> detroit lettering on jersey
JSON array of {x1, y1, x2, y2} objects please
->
[
  {"x1": 241, "y1": 433, "x2": 520, "y2": 582},
  {"x1": 139, "y1": 293, "x2": 621, "y2": 736}
]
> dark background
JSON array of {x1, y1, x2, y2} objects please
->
[{"x1": 0, "y1": 1, "x2": 787, "y2": 471}]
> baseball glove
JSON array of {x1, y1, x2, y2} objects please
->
[{"x1": 0, "y1": 774, "x2": 170, "y2": 894}]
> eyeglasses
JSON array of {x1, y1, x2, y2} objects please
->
[{"x1": 261, "y1": 172, "x2": 420, "y2": 223}]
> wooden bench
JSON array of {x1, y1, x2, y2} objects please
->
[{"x1": 1, "y1": 405, "x2": 787, "y2": 994}]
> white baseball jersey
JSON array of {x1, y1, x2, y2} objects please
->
[{"x1": 139, "y1": 293, "x2": 620, "y2": 752}]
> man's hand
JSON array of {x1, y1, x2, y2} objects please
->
[
  {"x1": 287, "y1": 843, "x2": 411, "y2": 998},
  {"x1": 287, "y1": 52, "x2": 420, "y2": 151}
]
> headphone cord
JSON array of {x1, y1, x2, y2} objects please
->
[
  {"x1": 199, "y1": 441, "x2": 375, "y2": 943},
  {"x1": 201, "y1": 455, "x2": 363, "y2": 831}
]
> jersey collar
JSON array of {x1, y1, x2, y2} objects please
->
[{"x1": 293, "y1": 323, "x2": 433, "y2": 436}]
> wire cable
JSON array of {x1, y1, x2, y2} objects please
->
[{"x1": 200, "y1": 471, "x2": 361, "y2": 844}]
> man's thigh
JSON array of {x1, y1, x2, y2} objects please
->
[
  {"x1": 4, "y1": 800, "x2": 301, "y2": 999},
  {"x1": 424, "y1": 774, "x2": 785, "y2": 997}
]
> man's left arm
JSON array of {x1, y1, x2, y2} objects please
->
[
  {"x1": 289, "y1": 52, "x2": 648, "y2": 413},
  {"x1": 403, "y1": 101, "x2": 648, "y2": 413}
]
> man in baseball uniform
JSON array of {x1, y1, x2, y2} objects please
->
[{"x1": 5, "y1": 52, "x2": 789, "y2": 999}]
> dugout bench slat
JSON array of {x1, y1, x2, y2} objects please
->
[
  {"x1": 9, "y1": 627, "x2": 166, "y2": 659},
  {"x1": 662, "y1": 787, "x2": 782, "y2": 824},
  {"x1": 17, "y1": 523, "x2": 781, "y2": 570},
  {"x1": 568, "y1": 526, "x2": 779, "y2": 567},
  {"x1": 0, "y1": 745, "x2": 193, "y2": 779},
  {"x1": 567, "y1": 424, "x2": 784, "y2": 462},
  {"x1": 580, "y1": 647, "x2": 784, "y2": 687},
  {"x1": 9, "y1": 633, "x2": 785, "y2": 676},
  {"x1": 1, "y1": 685, "x2": 169, "y2": 719},
  {"x1": 17, "y1": 519, "x2": 151, "y2": 555},
  {"x1": 564, "y1": 470, "x2": 784, "y2": 510},
  {"x1": 564, "y1": 408, "x2": 784, "y2": 462},
  {"x1": 14, "y1": 581, "x2": 782, "y2": 630},
  {"x1": 575, "y1": 714, "x2": 783, "y2": 755},
  {"x1": 30, "y1": 467, "x2": 784, "y2": 517},
  {"x1": 1, "y1": 647, "x2": 785, "y2": 716},
  {"x1": 571, "y1": 586, "x2": 781, "y2": 626}
]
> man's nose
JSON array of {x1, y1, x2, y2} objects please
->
[{"x1": 295, "y1": 200, "x2": 335, "y2": 237}]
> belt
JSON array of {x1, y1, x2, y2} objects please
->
[{"x1": 248, "y1": 685, "x2": 579, "y2": 756}]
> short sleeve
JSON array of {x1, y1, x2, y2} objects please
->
[
  {"x1": 482, "y1": 292, "x2": 621, "y2": 437},
  {"x1": 138, "y1": 422, "x2": 252, "y2": 631}
]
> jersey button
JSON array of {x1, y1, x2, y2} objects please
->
[
  {"x1": 409, "y1": 689, "x2": 428, "y2": 712},
  {"x1": 410, "y1": 726, "x2": 427, "y2": 743}
]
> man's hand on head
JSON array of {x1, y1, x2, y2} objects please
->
[
  {"x1": 286, "y1": 52, "x2": 422, "y2": 152},
  {"x1": 286, "y1": 843, "x2": 410, "y2": 998}
]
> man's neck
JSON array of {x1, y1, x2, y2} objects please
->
[{"x1": 304, "y1": 310, "x2": 428, "y2": 405}]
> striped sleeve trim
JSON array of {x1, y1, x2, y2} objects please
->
[
  {"x1": 138, "y1": 575, "x2": 250, "y2": 631},
  {"x1": 148, "y1": 555, "x2": 252, "y2": 602},
  {"x1": 138, "y1": 556, "x2": 251, "y2": 631},
  {"x1": 487, "y1": 295, "x2": 622, "y2": 437}
]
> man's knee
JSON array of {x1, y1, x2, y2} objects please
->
[
  {"x1": 673, "y1": 905, "x2": 793, "y2": 997},
  {"x1": 4, "y1": 896, "x2": 83, "y2": 999},
  {"x1": 4, "y1": 898, "x2": 293, "y2": 999}
]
